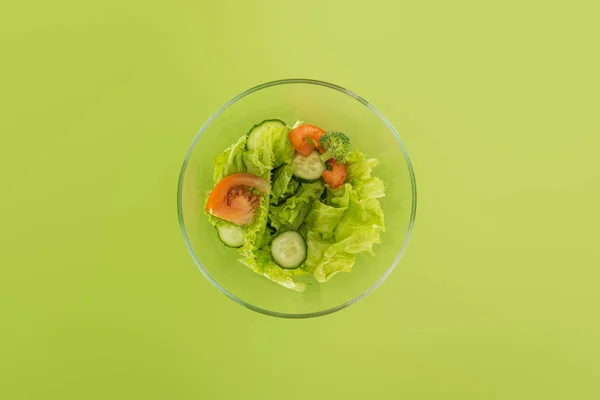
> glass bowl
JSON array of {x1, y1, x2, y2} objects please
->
[{"x1": 178, "y1": 79, "x2": 416, "y2": 318}]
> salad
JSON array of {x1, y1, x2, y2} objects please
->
[{"x1": 205, "y1": 120, "x2": 386, "y2": 291}]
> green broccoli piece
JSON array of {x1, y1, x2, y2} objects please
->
[{"x1": 318, "y1": 131, "x2": 352, "y2": 163}]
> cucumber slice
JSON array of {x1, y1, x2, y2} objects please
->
[
  {"x1": 271, "y1": 231, "x2": 307, "y2": 269},
  {"x1": 216, "y1": 222, "x2": 244, "y2": 248},
  {"x1": 292, "y1": 151, "x2": 326, "y2": 182},
  {"x1": 246, "y1": 119, "x2": 287, "y2": 151}
]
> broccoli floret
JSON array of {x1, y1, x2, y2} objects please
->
[{"x1": 318, "y1": 131, "x2": 352, "y2": 163}]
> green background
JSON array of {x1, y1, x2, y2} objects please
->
[{"x1": 2, "y1": 1, "x2": 599, "y2": 399}]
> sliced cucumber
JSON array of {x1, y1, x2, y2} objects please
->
[
  {"x1": 270, "y1": 231, "x2": 307, "y2": 269},
  {"x1": 216, "y1": 222, "x2": 244, "y2": 248},
  {"x1": 246, "y1": 119, "x2": 287, "y2": 151},
  {"x1": 292, "y1": 151, "x2": 326, "y2": 182}
]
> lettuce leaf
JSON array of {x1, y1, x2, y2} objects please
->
[
  {"x1": 344, "y1": 150, "x2": 386, "y2": 198},
  {"x1": 270, "y1": 164, "x2": 299, "y2": 205},
  {"x1": 304, "y1": 200, "x2": 347, "y2": 239},
  {"x1": 237, "y1": 196, "x2": 306, "y2": 291},
  {"x1": 243, "y1": 122, "x2": 294, "y2": 178},
  {"x1": 257, "y1": 250, "x2": 307, "y2": 292},
  {"x1": 311, "y1": 228, "x2": 379, "y2": 282},
  {"x1": 346, "y1": 150, "x2": 379, "y2": 183},
  {"x1": 352, "y1": 177, "x2": 386, "y2": 199},
  {"x1": 213, "y1": 135, "x2": 248, "y2": 182},
  {"x1": 272, "y1": 127, "x2": 295, "y2": 167},
  {"x1": 304, "y1": 231, "x2": 334, "y2": 272},
  {"x1": 243, "y1": 151, "x2": 271, "y2": 178},
  {"x1": 269, "y1": 182, "x2": 324, "y2": 232},
  {"x1": 304, "y1": 183, "x2": 385, "y2": 282},
  {"x1": 238, "y1": 249, "x2": 306, "y2": 292},
  {"x1": 333, "y1": 184, "x2": 385, "y2": 242},
  {"x1": 239, "y1": 196, "x2": 270, "y2": 263}
]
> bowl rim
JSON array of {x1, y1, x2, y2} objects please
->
[{"x1": 177, "y1": 78, "x2": 417, "y2": 318}]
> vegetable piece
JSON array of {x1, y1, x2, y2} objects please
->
[
  {"x1": 237, "y1": 197, "x2": 307, "y2": 291},
  {"x1": 216, "y1": 221, "x2": 244, "y2": 248},
  {"x1": 303, "y1": 183, "x2": 385, "y2": 282},
  {"x1": 344, "y1": 150, "x2": 385, "y2": 199},
  {"x1": 268, "y1": 182, "x2": 324, "y2": 232},
  {"x1": 353, "y1": 177, "x2": 386, "y2": 199},
  {"x1": 270, "y1": 164, "x2": 299, "y2": 205},
  {"x1": 245, "y1": 250, "x2": 307, "y2": 291},
  {"x1": 239, "y1": 196, "x2": 270, "y2": 262},
  {"x1": 282, "y1": 201, "x2": 312, "y2": 233},
  {"x1": 244, "y1": 120, "x2": 293, "y2": 177},
  {"x1": 345, "y1": 151, "x2": 379, "y2": 182},
  {"x1": 213, "y1": 135, "x2": 248, "y2": 182},
  {"x1": 247, "y1": 120, "x2": 294, "y2": 166},
  {"x1": 304, "y1": 231, "x2": 335, "y2": 272},
  {"x1": 205, "y1": 173, "x2": 270, "y2": 225},
  {"x1": 332, "y1": 185, "x2": 385, "y2": 242},
  {"x1": 322, "y1": 159, "x2": 347, "y2": 189},
  {"x1": 304, "y1": 200, "x2": 347, "y2": 239},
  {"x1": 270, "y1": 231, "x2": 307, "y2": 269},
  {"x1": 318, "y1": 131, "x2": 352, "y2": 163},
  {"x1": 291, "y1": 151, "x2": 327, "y2": 182},
  {"x1": 288, "y1": 124, "x2": 325, "y2": 157},
  {"x1": 247, "y1": 120, "x2": 285, "y2": 151}
]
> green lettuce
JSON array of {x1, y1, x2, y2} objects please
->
[
  {"x1": 237, "y1": 196, "x2": 306, "y2": 292},
  {"x1": 338, "y1": 150, "x2": 386, "y2": 227},
  {"x1": 333, "y1": 184, "x2": 385, "y2": 242},
  {"x1": 304, "y1": 200, "x2": 347, "y2": 239},
  {"x1": 213, "y1": 135, "x2": 247, "y2": 182},
  {"x1": 345, "y1": 150, "x2": 379, "y2": 182},
  {"x1": 304, "y1": 182, "x2": 385, "y2": 282},
  {"x1": 353, "y1": 177, "x2": 385, "y2": 199},
  {"x1": 270, "y1": 164, "x2": 299, "y2": 205},
  {"x1": 342, "y1": 150, "x2": 386, "y2": 198},
  {"x1": 239, "y1": 196, "x2": 270, "y2": 263},
  {"x1": 272, "y1": 128, "x2": 295, "y2": 167},
  {"x1": 238, "y1": 250, "x2": 307, "y2": 292},
  {"x1": 243, "y1": 122, "x2": 294, "y2": 178},
  {"x1": 311, "y1": 228, "x2": 379, "y2": 282},
  {"x1": 304, "y1": 230, "x2": 334, "y2": 272},
  {"x1": 256, "y1": 250, "x2": 307, "y2": 292},
  {"x1": 242, "y1": 152, "x2": 271, "y2": 178},
  {"x1": 268, "y1": 182, "x2": 324, "y2": 232}
]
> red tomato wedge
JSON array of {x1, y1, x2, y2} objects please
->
[
  {"x1": 322, "y1": 159, "x2": 347, "y2": 189},
  {"x1": 205, "y1": 173, "x2": 270, "y2": 225},
  {"x1": 288, "y1": 124, "x2": 326, "y2": 156}
]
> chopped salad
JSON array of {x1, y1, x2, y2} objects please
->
[{"x1": 205, "y1": 120, "x2": 386, "y2": 291}]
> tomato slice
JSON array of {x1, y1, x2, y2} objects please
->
[
  {"x1": 322, "y1": 159, "x2": 347, "y2": 189},
  {"x1": 205, "y1": 173, "x2": 270, "y2": 225},
  {"x1": 288, "y1": 124, "x2": 326, "y2": 157}
]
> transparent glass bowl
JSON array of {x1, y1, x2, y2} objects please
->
[{"x1": 178, "y1": 79, "x2": 416, "y2": 318}]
